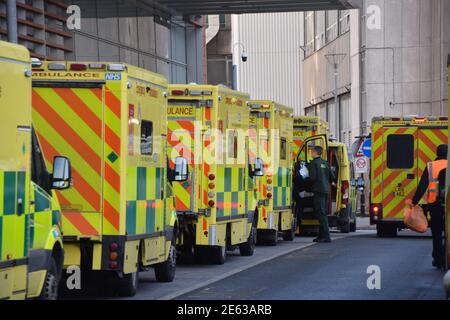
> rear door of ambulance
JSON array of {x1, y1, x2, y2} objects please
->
[
  {"x1": 32, "y1": 82, "x2": 108, "y2": 238},
  {"x1": 380, "y1": 127, "x2": 418, "y2": 221},
  {"x1": 167, "y1": 98, "x2": 202, "y2": 214}
]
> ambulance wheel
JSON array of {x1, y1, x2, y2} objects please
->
[
  {"x1": 210, "y1": 245, "x2": 227, "y2": 265},
  {"x1": 265, "y1": 230, "x2": 278, "y2": 246},
  {"x1": 118, "y1": 271, "x2": 139, "y2": 297},
  {"x1": 154, "y1": 242, "x2": 176, "y2": 282},
  {"x1": 282, "y1": 218, "x2": 296, "y2": 241},
  {"x1": 239, "y1": 226, "x2": 256, "y2": 256},
  {"x1": 349, "y1": 205, "x2": 357, "y2": 232},
  {"x1": 340, "y1": 222, "x2": 350, "y2": 233},
  {"x1": 39, "y1": 256, "x2": 59, "y2": 300},
  {"x1": 350, "y1": 217, "x2": 357, "y2": 232}
]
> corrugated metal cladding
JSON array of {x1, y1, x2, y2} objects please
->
[{"x1": 235, "y1": 12, "x2": 304, "y2": 115}]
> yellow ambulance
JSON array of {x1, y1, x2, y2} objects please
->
[
  {"x1": 370, "y1": 116, "x2": 448, "y2": 237},
  {"x1": 0, "y1": 40, "x2": 72, "y2": 299},
  {"x1": 167, "y1": 85, "x2": 256, "y2": 264},
  {"x1": 293, "y1": 136, "x2": 357, "y2": 234},
  {"x1": 247, "y1": 101, "x2": 295, "y2": 245},
  {"x1": 31, "y1": 61, "x2": 187, "y2": 296},
  {"x1": 292, "y1": 116, "x2": 329, "y2": 161}
]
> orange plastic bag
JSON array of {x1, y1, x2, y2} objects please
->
[{"x1": 403, "y1": 200, "x2": 428, "y2": 233}]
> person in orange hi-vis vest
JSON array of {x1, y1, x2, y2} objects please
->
[{"x1": 411, "y1": 144, "x2": 448, "y2": 269}]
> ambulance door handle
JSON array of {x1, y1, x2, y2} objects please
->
[
  {"x1": 407, "y1": 173, "x2": 415, "y2": 180},
  {"x1": 17, "y1": 198, "x2": 23, "y2": 216}
]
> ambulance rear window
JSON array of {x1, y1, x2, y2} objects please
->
[
  {"x1": 141, "y1": 120, "x2": 153, "y2": 155},
  {"x1": 280, "y1": 138, "x2": 287, "y2": 160},
  {"x1": 387, "y1": 134, "x2": 414, "y2": 169}
]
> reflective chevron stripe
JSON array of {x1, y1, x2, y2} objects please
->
[{"x1": 32, "y1": 86, "x2": 121, "y2": 236}]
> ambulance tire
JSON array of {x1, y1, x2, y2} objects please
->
[
  {"x1": 239, "y1": 226, "x2": 256, "y2": 256},
  {"x1": 350, "y1": 218, "x2": 357, "y2": 232},
  {"x1": 349, "y1": 204, "x2": 357, "y2": 232},
  {"x1": 154, "y1": 242, "x2": 177, "y2": 282},
  {"x1": 265, "y1": 230, "x2": 278, "y2": 246},
  {"x1": 39, "y1": 256, "x2": 59, "y2": 300},
  {"x1": 118, "y1": 271, "x2": 139, "y2": 297},
  {"x1": 282, "y1": 218, "x2": 296, "y2": 241},
  {"x1": 339, "y1": 208, "x2": 351, "y2": 233},
  {"x1": 210, "y1": 245, "x2": 227, "y2": 265}
]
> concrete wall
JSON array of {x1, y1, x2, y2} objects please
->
[
  {"x1": 302, "y1": 10, "x2": 359, "y2": 142},
  {"x1": 233, "y1": 12, "x2": 305, "y2": 115},
  {"x1": 303, "y1": 0, "x2": 450, "y2": 140},
  {"x1": 361, "y1": 0, "x2": 450, "y2": 133},
  {"x1": 72, "y1": 13, "x2": 205, "y2": 84}
]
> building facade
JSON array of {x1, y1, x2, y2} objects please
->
[
  {"x1": 0, "y1": 0, "x2": 206, "y2": 84},
  {"x1": 303, "y1": 0, "x2": 450, "y2": 144},
  {"x1": 233, "y1": 12, "x2": 304, "y2": 114}
]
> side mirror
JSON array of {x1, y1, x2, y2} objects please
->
[
  {"x1": 174, "y1": 157, "x2": 188, "y2": 182},
  {"x1": 51, "y1": 156, "x2": 72, "y2": 190},
  {"x1": 253, "y1": 158, "x2": 264, "y2": 177}
]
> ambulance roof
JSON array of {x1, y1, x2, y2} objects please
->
[{"x1": 0, "y1": 40, "x2": 30, "y2": 63}]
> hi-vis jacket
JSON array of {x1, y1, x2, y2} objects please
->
[{"x1": 427, "y1": 159, "x2": 447, "y2": 203}]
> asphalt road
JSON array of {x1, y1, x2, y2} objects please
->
[
  {"x1": 177, "y1": 230, "x2": 446, "y2": 300},
  {"x1": 61, "y1": 218, "x2": 446, "y2": 300}
]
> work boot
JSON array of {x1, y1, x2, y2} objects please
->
[{"x1": 317, "y1": 238, "x2": 331, "y2": 243}]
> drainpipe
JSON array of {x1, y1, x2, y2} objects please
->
[{"x1": 7, "y1": 0, "x2": 18, "y2": 43}]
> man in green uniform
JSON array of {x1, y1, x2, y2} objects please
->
[{"x1": 308, "y1": 145, "x2": 336, "y2": 243}]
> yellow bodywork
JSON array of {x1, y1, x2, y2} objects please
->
[
  {"x1": 292, "y1": 116, "x2": 328, "y2": 161},
  {"x1": 32, "y1": 62, "x2": 176, "y2": 276},
  {"x1": 371, "y1": 117, "x2": 447, "y2": 226},
  {"x1": 0, "y1": 40, "x2": 64, "y2": 299},
  {"x1": 248, "y1": 100, "x2": 294, "y2": 236},
  {"x1": 167, "y1": 85, "x2": 254, "y2": 253}
]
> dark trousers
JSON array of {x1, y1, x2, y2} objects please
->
[
  {"x1": 426, "y1": 202, "x2": 445, "y2": 268},
  {"x1": 314, "y1": 192, "x2": 330, "y2": 240}
]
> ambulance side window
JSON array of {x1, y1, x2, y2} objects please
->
[
  {"x1": 141, "y1": 120, "x2": 153, "y2": 155},
  {"x1": 31, "y1": 129, "x2": 50, "y2": 193},
  {"x1": 228, "y1": 130, "x2": 238, "y2": 159},
  {"x1": 280, "y1": 138, "x2": 287, "y2": 160},
  {"x1": 387, "y1": 134, "x2": 414, "y2": 169}
]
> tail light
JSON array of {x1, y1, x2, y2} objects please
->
[
  {"x1": 109, "y1": 252, "x2": 118, "y2": 261},
  {"x1": 171, "y1": 89, "x2": 185, "y2": 96},
  {"x1": 109, "y1": 242, "x2": 119, "y2": 252},
  {"x1": 109, "y1": 242, "x2": 119, "y2": 270},
  {"x1": 370, "y1": 204, "x2": 383, "y2": 222},
  {"x1": 341, "y1": 180, "x2": 349, "y2": 205}
]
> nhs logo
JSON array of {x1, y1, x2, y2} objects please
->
[{"x1": 105, "y1": 73, "x2": 121, "y2": 81}]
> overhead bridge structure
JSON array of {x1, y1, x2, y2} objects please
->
[
  {"x1": 69, "y1": 0, "x2": 362, "y2": 18},
  {"x1": 156, "y1": 0, "x2": 362, "y2": 15}
]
